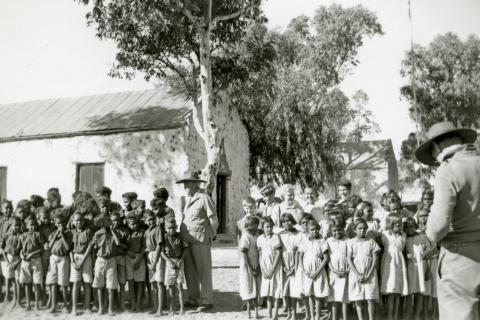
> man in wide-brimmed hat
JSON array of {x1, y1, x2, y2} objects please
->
[
  {"x1": 176, "y1": 171, "x2": 217, "y2": 311},
  {"x1": 415, "y1": 121, "x2": 480, "y2": 320}
]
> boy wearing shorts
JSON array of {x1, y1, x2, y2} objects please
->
[
  {"x1": 1, "y1": 217, "x2": 22, "y2": 308},
  {"x1": 0, "y1": 199, "x2": 14, "y2": 298},
  {"x1": 45, "y1": 213, "x2": 72, "y2": 313},
  {"x1": 126, "y1": 215, "x2": 146, "y2": 312},
  {"x1": 70, "y1": 212, "x2": 94, "y2": 315},
  {"x1": 20, "y1": 218, "x2": 43, "y2": 310},
  {"x1": 144, "y1": 211, "x2": 164, "y2": 315},
  {"x1": 92, "y1": 215, "x2": 120, "y2": 315},
  {"x1": 161, "y1": 217, "x2": 188, "y2": 315},
  {"x1": 110, "y1": 212, "x2": 129, "y2": 311}
]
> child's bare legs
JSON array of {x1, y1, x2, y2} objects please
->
[
  {"x1": 61, "y1": 285, "x2": 69, "y2": 312},
  {"x1": 308, "y1": 297, "x2": 315, "y2": 320},
  {"x1": 292, "y1": 298, "x2": 297, "y2": 320},
  {"x1": 157, "y1": 282, "x2": 165, "y2": 315},
  {"x1": 107, "y1": 288, "x2": 115, "y2": 315},
  {"x1": 273, "y1": 298, "x2": 279, "y2": 320},
  {"x1": 267, "y1": 297, "x2": 273, "y2": 318},
  {"x1": 303, "y1": 297, "x2": 310, "y2": 320},
  {"x1": 84, "y1": 283, "x2": 92, "y2": 313},
  {"x1": 135, "y1": 282, "x2": 144, "y2": 312},
  {"x1": 4, "y1": 278, "x2": 11, "y2": 303},
  {"x1": 414, "y1": 294, "x2": 423, "y2": 320},
  {"x1": 394, "y1": 294, "x2": 401, "y2": 320},
  {"x1": 168, "y1": 285, "x2": 175, "y2": 315},
  {"x1": 331, "y1": 302, "x2": 338, "y2": 320},
  {"x1": 97, "y1": 288, "x2": 105, "y2": 314},
  {"x1": 148, "y1": 282, "x2": 157, "y2": 314},
  {"x1": 367, "y1": 300, "x2": 375, "y2": 320},
  {"x1": 25, "y1": 283, "x2": 32, "y2": 310},
  {"x1": 314, "y1": 298, "x2": 321, "y2": 320},
  {"x1": 246, "y1": 298, "x2": 251, "y2": 319},
  {"x1": 49, "y1": 284, "x2": 57, "y2": 313},
  {"x1": 72, "y1": 282, "x2": 80, "y2": 315},
  {"x1": 285, "y1": 296, "x2": 291, "y2": 319},
  {"x1": 355, "y1": 301, "x2": 365, "y2": 320},
  {"x1": 34, "y1": 283, "x2": 41, "y2": 310},
  {"x1": 177, "y1": 283, "x2": 184, "y2": 315},
  {"x1": 117, "y1": 284, "x2": 125, "y2": 311},
  {"x1": 128, "y1": 280, "x2": 136, "y2": 311}
]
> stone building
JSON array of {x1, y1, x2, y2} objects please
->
[
  {"x1": 338, "y1": 139, "x2": 398, "y2": 205},
  {"x1": 0, "y1": 88, "x2": 249, "y2": 241}
]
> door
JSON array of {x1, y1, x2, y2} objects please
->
[
  {"x1": 216, "y1": 174, "x2": 228, "y2": 234},
  {"x1": 76, "y1": 163, "x2": 105, "y2": 200}
]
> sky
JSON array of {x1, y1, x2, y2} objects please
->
[{"x1": 1, "y1": 0, "x2": 480, "y2": 156}]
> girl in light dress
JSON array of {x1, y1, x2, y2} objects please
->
[
  {"x1": 347, "y1": 218, "x2": 381, "y2": 320},
  {"x1": 257, "y1": 216, "x2": 283, "y2": 320},
  {"x1": 295, "y1": 214, "x2": 313, "y2": 320},
  {"x1": 239, "y1": 215, "x2": 261, "y2": 319},
  {"x1": 403, "y1": 217, "x2": 432, "y2": 320},
  {"x1": 380, "y1": 213, "x2": 408, "y2": 320},
  {"x1": 298, "y1": 220, "x2": 329, "y2": 320},
  {"x1": 327, "y1": 219, "x2": 349, "y2": 320},
  {"x1": 279, "y1": 213, "x2": 300, "y2": 320}
]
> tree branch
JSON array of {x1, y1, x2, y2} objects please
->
[
  {"x1": 211, "y1": 1, "x2": 256, "y2": 24},
  {"x1": 173, "y1": 0, "x2": 200, "y2": 27},
  {"x1": 191, "y1": 101, "x2": 207, "y2": 142}
]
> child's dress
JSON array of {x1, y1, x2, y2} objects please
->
[
  {"x1": 239, "y1": 232, "x2": 260, "y2": 300},
  {"x1": 348, "y1": 237, "x2": 381, "y2": 301},
  {"x1": 327, "y1": 236, "x2": 349, "y2": 303},
  {"x1": 293, "y1": 232, "x2": 308, "y2": 298},
  {"x1": 380, "y1": 231, "x2": 408, "y2": 295},
  {"x1": 257, "y1": 233, "x2": 283, "y2": 299},
  {"x1": 300, "y1": 237, "x2": 329, "y2": 298},
  {"x1": 405, "y1": 233, "x2": 431, "y2": 295},
  {"x1": 280, "y1": 229, "x2": 300, "y2": 298}
]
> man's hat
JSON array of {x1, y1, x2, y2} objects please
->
[
  {"x1": 175, "y1": 171, "x2": 206, "y2": 184},
  {"x1": 260, "y1": 184, "x2": 275, "y2": 196},
  {"x1": 95, "y1": 186, "x2": 112, "y2": 197},
  {"x1": 415, "y1": 121, "x2": 477, "y2": 166}
]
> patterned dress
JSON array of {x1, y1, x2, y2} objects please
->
[
  {"x1": 380, "y1": 231, "x2": 408, "y2": 295},
  {"x1": 257, "y1": 234, "x2": 283, "y2": 298},
  {"x1": 239, "y1": 232, "x2": 260, "y2": 300},
  {"x1": 405, "y1": 233, "x2": 431, "y2": 295},
  {"x1": 300, "y1": 237, "x2": 329, "y2": 298},
  {"x1": 327, "y1": 237, "x2": 349, "y2": 302},
  {"x1": 348, "y1": 237, "x2": 381, "y2": 301},
  {"x1": 280, "y1": 229, "x2": 300, "y2": 298}
]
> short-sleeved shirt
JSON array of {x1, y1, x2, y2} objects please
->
[
  {"x1": 93, "y1": 229, "x2": 115, "y2": 259},
  {"x1": 2, "y1": 232, "x2": 22, "y2": 256},
  {"x1": 145, "y1": 226, "x2": 163, "y2": 252},
  {"x1": 127, "y1": 230, "x2": 144, "y2": 254},
  {"x1": 48, "y1": 230, "x2": 73, "y2": 257},
  {"x1": 111, "y1": 227, "x2": 129, "y2": 256},
  {"x1": 21, "y1": 231, "x2": 43, "y2": 258},
  {"x1": 39, "y1": 222, "x2": 55, "y2": 242},
  {"x1": 163, "y1": 232, "x2": 188, "y2": 259},
  {"x1": 72, "y1": 228, "x2": 94, "y2": 254},
  {"x1": 0, "y1": 217, "x2": 15, "y2": 242}
]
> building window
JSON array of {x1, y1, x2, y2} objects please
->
[
  {"x1": 76, "y1": 163, "x2": 105, "y2": 200},
  {"x1": 216, "y1": 174, "x2": 228, "y2": 234},
  {"x1": 0, "y1": 167, "x2": 6, "y2": 202}
]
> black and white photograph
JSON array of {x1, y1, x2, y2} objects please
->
[{"x1": 0, "y1": 0, "x2": 479, "y2": 319}]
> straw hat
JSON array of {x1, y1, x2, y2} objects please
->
[{"x1": 414, "y1": 121, "x2": 477, "y2": 166}]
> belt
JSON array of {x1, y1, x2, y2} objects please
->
[{"x1": 441, "y1": 240, "x2": 480, "y2": 263}]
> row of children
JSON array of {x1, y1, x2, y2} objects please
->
[
  {"x1": 0, "y1": 185, "x2": 188, "y2": 316},
  {"x1": 238, "y1": 187, "x2": 438, "y2": 320}
]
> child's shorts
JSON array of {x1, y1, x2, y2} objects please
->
[
  {"x1": 70, "y1": 253, "x2": 93, "y2": 284},
  {"x1": 46, "y1": 255, "x2": 70, "y2": 287},
  {"x1": 19, "y1": 256, "x2": 43, "y2": 284},
  {"x1": 114, "y1": 255, "x2": 126, "y2": 285},
  {"x1": 92, "y1": 256, "x2": 118, "y2": 290},
  {"x1": 164, "y1": 259, "x2": 185, "y2": 287},
  {"x1": 147, "y1": 251, "x2": 165, "y2": 283},
  {"x1": 126, "y1": 253, "x2": 146, "y2": 282},
  {"x1": 1, "y1": 254, "x2": 20, "y2": 280}
]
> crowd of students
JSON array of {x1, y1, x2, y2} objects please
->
[
  {"x1": 0, "y1": 186, "x2": 187, "y2": 315},
  {"x1": 237, "y1": 181, "x2": 438, "y2": 320}
]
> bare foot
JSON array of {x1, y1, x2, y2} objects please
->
[
  {"x1": 108, "y1": 309, "x2": 115, "y2": 316},
  {"x1": 179, "y1": 309, "x2": 185, "y2": 315},
  {"x1": 71, "y1": 308, "x2": 78, "y2": 316}
]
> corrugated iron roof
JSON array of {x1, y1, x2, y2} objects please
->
[{"x1": 0, "y1": 88, "x2": 193, "y2": 142}]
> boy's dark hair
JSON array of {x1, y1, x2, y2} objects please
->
[
  {"x1": 421, "y1": 188, "x2": 434, "y2": 200},
  {"x1": 328, "y1": 212, "x2": 346, "y2": 229},
  {"x1": 260, "y1": 216, "x2": 274, "y2": 228},
  {"x1": 144, "y1": 209, "x2": 155, "y2": 219},
  {"x1": 53, "y1": 212, "x2": 66, "y2": 224},
  {"x1": 243, "y1": 215, "x2": 259, "y2": 231},
  {"x1": 164, "y1": 216, "x2": 176, "y2": 227},
  {"x1": 35, "y1": 206, "x2": 50, "y2": 217},
  {"x1": 352, "y1": 218, "x2": 367, "y2": 230},
  {"x1": 30, "y1": 195, "x2": 45, "y2": 208},
  {"x1": 307, "y1": 219, "x2": 320, "y2": 230},
  {"x1": 122, "y1": 192, "x2": 138, "y2": 200},
  {"x1": 11, "y1": 216, "x2": 21, "y2": 226},
  {"x1": 348, "y1": 195, "x2": 363, "y2": 208},
  {"x1": 301, "y1": 213, "x2": 313, "y2": 223},
  {"x1": 338, "y1": 180, "x2": 352, "y2": 190},
  {"x1": 1, "y1": 199, "x2": 13, "y2": 210},
  {"x1": 329, "y1": 219, "x2": 344, "y2": 230},
  {"x1": 17, "y1": 199, "x2": 32, "y2": 211},
  {"x1": 403, "y1": 217, "x2": 418, "y2": 229},
  {"x1": 280, "y1": 212, "x2": 297, "y2": 225}
]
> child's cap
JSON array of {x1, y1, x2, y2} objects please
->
[
  {"x1": 133, "y1": 199, "x2": 146, "y2": 208},
  {"x1": 153, "y1": 187, "x2": 169, "y2": 200},
  {"x1": 47, "y1": 187, "x2": 60, "y2": 196},
  {"x1": 17, "y1": 199, "x2": 32, "y2": 210},
  {"x1": 95, "y1": 186, "x2": 112, "y2": 197},
  {"x1": 122, "y1": 192, "x2": 138, "y2": 200},
  {"x1": 30, "y1": 195, "x2": 45, "y2": 208}
]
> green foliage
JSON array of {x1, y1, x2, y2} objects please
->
[
  {"x1": 400, "y1": 32, "x2": 480, "y2": 184},
  {"x1": 228, "y1": 5, "x2": 383, "y2": 188}
]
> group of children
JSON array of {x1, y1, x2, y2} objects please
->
[
  {"x1": 0, "y1": 186, "x2": 188, "y2": 316},
  {"x1": 238, "y1": 187, "x2": 439, "y2": 320}
]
